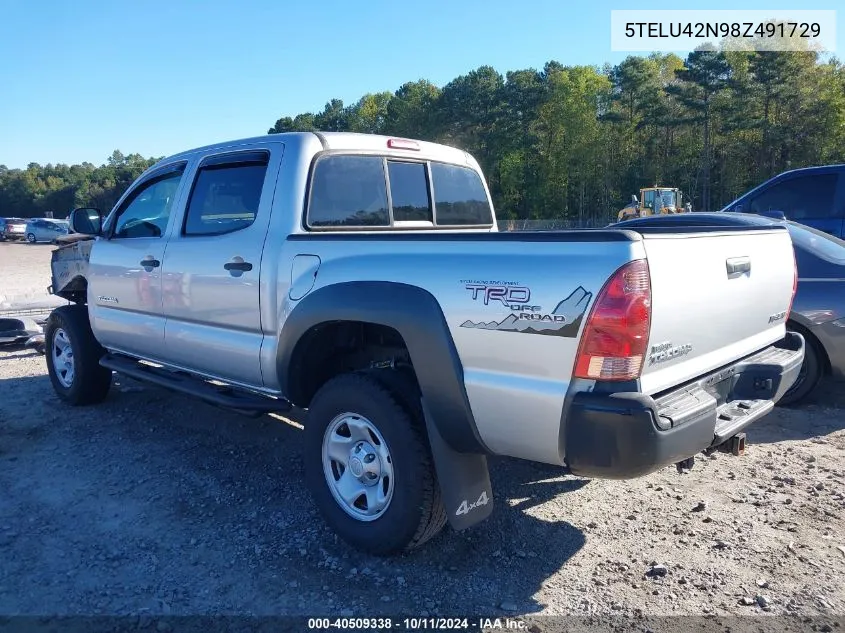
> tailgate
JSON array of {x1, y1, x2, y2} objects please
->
[{"x1": 638, "y1": 226, "x2": 795, "y2": 395}]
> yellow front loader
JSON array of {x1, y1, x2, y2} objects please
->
[{"x1": 617, "y1": 187, "x2": 690, "y2": 222}]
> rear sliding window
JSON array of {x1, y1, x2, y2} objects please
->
[
  {"x1": 387, "y1": 160, "x2": 431, "y2": 222},
  {"x1": 307, "y1": 154, "x2": 493, "y2": 228}
]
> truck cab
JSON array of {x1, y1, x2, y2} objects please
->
[{"x1": 722, "y1": 165, "x2": 845, "y2": 238}]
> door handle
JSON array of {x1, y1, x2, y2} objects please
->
[
  {"x1": 726, "y1": 256, "x2": 751, "y2": 278},
  {"x1": 224, "y1": 258, "x2": 253, "y2": 273},
  {"x1": 140, "y1": 257, "x2": 160, "y2": 268}
]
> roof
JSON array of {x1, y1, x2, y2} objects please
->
[{"x1": 152, "y1": 131, "x2": 472, "y2": 171}]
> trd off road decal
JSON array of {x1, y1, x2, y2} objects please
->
[{"x1": 459, "y1": 281, "x2": 592, "y2": 338}]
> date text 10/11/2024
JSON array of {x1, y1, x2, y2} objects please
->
[{"x1": 307, "y1": 617, "x2": 528, "y2": 630}]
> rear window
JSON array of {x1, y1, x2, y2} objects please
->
[
  {"x1": 308, "y1": 156, "x2": 389, "y2": 227},
  {"x1": 307, "y1": 154, "x2": 493, "y2": 229},
  {"x1": 430, "y1": 162, "x2": 494, "y2": 226},
  {"x1": 387, "y1": 160, "x2": 431, "y2": 222}
]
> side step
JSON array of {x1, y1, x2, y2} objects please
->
[{"x1": 99, "y1": 354, "x2": 291, "y2": 416}]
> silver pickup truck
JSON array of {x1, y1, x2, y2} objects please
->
[{"x1": 46, "y1": 132, "x2": 804, "y2": 555}]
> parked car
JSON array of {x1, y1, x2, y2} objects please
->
[
  {"x1": 45, "y1": 132, "x2": 802, "y2": 555},
  {"x1": 614, "y1": 212, "x2": 845, "y2": 404},
  {"x1": 0, "y1": 316, "x2": 43, "y2": 348},
  {"x1": 3, "y1": 218, "x2": 28, "y2": 241},
  {"x1": 24, "y1": 218, "x2": 69, "y2": 243},
  {"x1": 721, "y1": 165, "x2": 845, "y2": 238}
]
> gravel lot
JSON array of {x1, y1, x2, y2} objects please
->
[{"x1": 1, "y1": 242, "x2": 844, "y2": 628}]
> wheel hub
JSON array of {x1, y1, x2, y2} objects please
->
[
  {"x1": 51, "y1": 328, "x2": 75, "y2": 388},
  {"x1": 349, "y1": 441, "x2": 381, "y2": 483}
]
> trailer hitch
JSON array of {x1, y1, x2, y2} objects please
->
[
  {"x1": 723, "y1": 432, "x2": 746, "y2": 456},
  {"x1": 676, "y1": 456, "x2": 695, "y2": 473},
  {"x1": 703, "y1": 432, "x2": 747, "y2": 458}
]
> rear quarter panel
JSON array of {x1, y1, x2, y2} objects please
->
[{"x1": 273, "y1": 235, "x2": 641, "y2": 465}]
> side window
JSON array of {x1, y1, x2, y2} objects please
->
[
  {"x1": 430, "y1": 162, "x2": 493, "y2": 226},
  {"x1": 112, "y1": 169, "x2": 185, "y2": 239},
  {"x1": 749, "y1": 174, "x2": 839, "y2": 221},
  {"x1": 184, "y1": 157, "x2": 269, "y2": 236},
  {"x1": 387, "y1": 160, "x2": 431, "y2": 222},
  {"x1": 308, "y1": 155, "x2": 389, "y2": 227}
]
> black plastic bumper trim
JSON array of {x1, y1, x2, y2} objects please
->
[{"x1": 562, "y1": 332, "x2": 805, "y2": 479}]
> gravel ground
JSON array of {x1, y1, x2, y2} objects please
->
[{"x1": 0, "y1": 242, "x2": 844, "y2": 628}]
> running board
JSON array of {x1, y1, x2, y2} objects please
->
[{"x1": 99, "y1": 354, "x2": 291, "y2": 416}]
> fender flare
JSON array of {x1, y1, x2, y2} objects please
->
[{"x1": 276, "y1": 281, "x2": 488, "y2": 455}]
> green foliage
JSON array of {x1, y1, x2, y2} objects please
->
[
  {"x1": 4, "y1": 50, "x2": 844, "y2": 224},
  {"x1": 0, "y1": 152, "x2": 160, "y2": 218},
  {"x1": 263, "y1": 49, "x2": 844, "y2": 222}
]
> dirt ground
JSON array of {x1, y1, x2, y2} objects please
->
[{"x1": 0, "y1": 242, "x2": 843, "y2": 628}]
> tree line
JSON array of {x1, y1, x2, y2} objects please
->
[
  {"x1": 3, "y1": 47, "x2": 844, "y2": 224},
  {"x1": 0, "y1": 151, "x2": 160, "y2": 219},
  {"x1": 269, "y1": 47, "x2": 844, "y2": 223}
]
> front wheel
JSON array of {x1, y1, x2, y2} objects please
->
[
  {"x1": 303, "y1": 372, "x2": 446, "y2": 555},
  {"x1": 26, "y1": 233, "x2": 36, "y2": 243},
  {"x1": 45, "y1": 305, "x2": 112, "y2": 405}
]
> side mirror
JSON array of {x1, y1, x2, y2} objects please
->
[
  {"x1": 68, "y1": 207, "x2": 103, "y2": 236},
  {"x1": 631, "y1": 194, "x2": 638, "y2": 204}
]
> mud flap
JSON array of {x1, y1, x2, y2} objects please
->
[{"x1": 421, "y1": 398, "x2": 494, "y2": 531}]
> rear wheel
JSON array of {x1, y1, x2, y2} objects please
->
[
  {"x1": 45, "y1": 305, "x2": 112, "y2": 405},
  {"x1": 26, "y1": 233, "x2": 36, "y2": 243},
  {"x1": 779, "y1": 327, "x2": 824, "y2": 406},
  {"x1": 304, "y1": 372, "x2": 446, "y2": 555}
]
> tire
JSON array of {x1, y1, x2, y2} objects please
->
[
  {"x1": 778, "y1": 327, "x2": 824, "y2": 406},
  {"x1": 304, "y1": 372, "x2": 447, "y2": 555},
  {"x1": 26, "y1": 233, "x2": 36, "y2": 243},
  {"x1": 45, "y1": 304, "x2": 112, "y2": 405}
]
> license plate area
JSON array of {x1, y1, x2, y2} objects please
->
[{"x1": 703, "y1": 374, "x2": 734, "y2": 408}]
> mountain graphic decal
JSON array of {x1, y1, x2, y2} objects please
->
[{"x1": 460, "y1": 286, "x2": 593, "y2": 338}]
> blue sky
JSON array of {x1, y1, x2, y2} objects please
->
[{"x1": 0, "y1": 0, "x2": 841, "y2": 168}]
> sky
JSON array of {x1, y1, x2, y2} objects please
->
[{"x1": 1, "y1": 0, "x2": 842, "y2": 169}]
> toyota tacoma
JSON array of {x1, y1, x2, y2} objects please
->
[{"x1": 45, "y1": 132, "x2": 804, "y2": 555}]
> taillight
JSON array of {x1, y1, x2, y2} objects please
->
[{"x1": 574, "y1": 259, "x2": 652, "y2": 381}]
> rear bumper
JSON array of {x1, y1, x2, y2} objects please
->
[{"x1": 562, "y1": 332, "x2": 805, "y2": 479}]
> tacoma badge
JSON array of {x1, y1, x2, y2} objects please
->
[{"x1": 648, "y1": 341, "x2": 693, "y2": 365}]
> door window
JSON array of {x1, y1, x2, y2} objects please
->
[
  {"x1": 749, "y1": 174, "x2": 840, "y2": 221},
  {"x1": 184, "y1": 157, "x2": 269, "y2": 236},
  {"x1": 111, "y1": 168, "x2": 185, "y2": 239}
]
